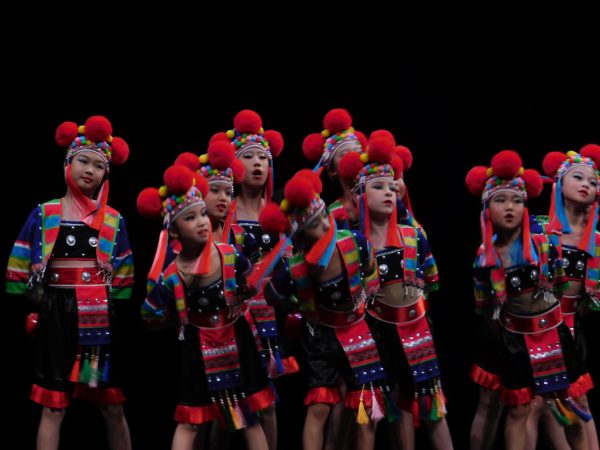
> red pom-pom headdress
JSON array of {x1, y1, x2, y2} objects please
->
[
  {"x1": 210, "y1": 109, "x2": 283, "y2": 201},
  {"x1": 466, "y1": 150, "x2": 543, "y2": 268},
  {"x1": 56, "y1": 116, "x2": 130, "y2": 231},
  {"x1": 302, "y1": 108, "x2": 365, "y2": 171}
]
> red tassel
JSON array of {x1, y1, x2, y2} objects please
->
[
  {"x1": 411, "y1": 394, "x2": 421, "y2": 427},
  {"x1": 69, "y1": 352, "x2": 81, "y2": 382},
  {"x1": 482, "y1": 209, "x2": 495, "y2": 266},
  {"x1": 222, "y1": 200, "x2": 235, "y2": 243},
  {"x1": 363, "y1": 193, "x2": 372, "y2": 243},
  {"x1": 90, "y1": 179, "x2": 109, "y2": 231},
  {"x1": 247, "y1": 237, "x2": 288, "y2": 291},
  {"x1": 192, "y1": 228, "x2": 213, "y2": 275},
  {"x1": 578, "y1": 199, "x2": 598, "y2": 253},
  {"x1": 548, "y1": 182, "x2": 556, "y2": 220},
  {"x1": 148, "y1": 227, "x2": 169, "y2": 284},
  {"x1": 306, "y1": 215, "x2": 336, "y2": 265},
  {"x1": 387, "y1": 205, "x2": 401, "y2": 248},
  {"x1": 522, "y1": 206, "x2": 533, "y2": 264},
  {"x1": 265, "y1": 167, "x2": 274, "y2": 202}
]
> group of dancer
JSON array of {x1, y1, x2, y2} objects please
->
[{"x1": 6, "y1": 110, "x2": 599, "y2": 450}]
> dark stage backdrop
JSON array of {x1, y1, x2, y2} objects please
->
[{"x1": 3, "y1": 24, "x2": 600, "y2": 450}]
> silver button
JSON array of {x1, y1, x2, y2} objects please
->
[
  {"x1": 530, "y1": 269, "x2": 539, "y2": 281},
  {"x1": 510, "y1": 276, "x2": 521, "y2": 288},
  {"x1": 575, "y1": 260, "x2": 585, "y2": 271},
  {"x1": 199, "y1": 297, "x2": 209, "y2": 306},
  {"x1": 81, "y1": 271, "x2": 91, "y2": 282},
  {"x1": 88, "y1": 237, "x2": 98, "y2": 247},
  {"x1": 346, "y1": 313, "x2": 356, "y2": 323},
  {"x1": 210, "y1": 315, "x2": 220, "y2": 324},
  {"x1": 262, "y1": 234, "x2": 271, "y2": 244},
  {"x1": 50, "y1": 272, "x2": 60, "y2": 282},
  {"x1": 66, "y1": 235, "x2": 76, "y2": 246},
  {"x1": 374, "y1": 306, "x2": 382, "y2": 314},
  {"x1": 331, "y1": 291, "x2": 342, "y2": 300},
  {"x1": 539, "y1": 318, "x2": 548, "y2": 328},
  {"x1": 379, "y1": 264, "x2": 388, "y2": 275},
  {"x1": 561, "y1": 258, "x2": 570, "y2": 268},
  {"x1": 505, "y1": 317, "x2": 512, "y2": 325},
  {"x1": 408, "y1": 309, "x2": 416, "y2": 318}
]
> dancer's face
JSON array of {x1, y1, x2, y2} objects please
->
[
  {"x1": 561, "y1": 165, "x2": 598, "y2": 206},
  {"x1": 488, "y1": 191, "x2": 524, "y2": 232},
  {"x1": 302, "y1": 209, "x2": 331, "y2": 244},
  {"x1": 205, "y1": 182, "x2": 233, "y2": 220},
  {"x1": 69, "y1": 151, "x2": 107, "y2": 196},
  {"x1": 171, "y1": 203, "x2": 211, "y2": 246},
  {"x1": 239, "y1": 148, "x2": 269, "y2": 189},
  {"x1": 365, "y1": 178, "x2": 398, "y2": 220}
]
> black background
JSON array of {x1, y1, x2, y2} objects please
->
[{"x1": 3, "y1": 12, "x2": 600, "y2": 449}]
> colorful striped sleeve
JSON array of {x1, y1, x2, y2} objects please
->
[
  {"x1": 417, "y1": 229, "x2": 439, "y2": 295},
  {"x1": 6, "y1": 206, "x2": 41, "y2": 295},
  {"x1": 141, "y1": 271, "x2": 175, "y2": 328},
  {"x1": 110, "y1": 216, "x2": 134, "y2": 300}
]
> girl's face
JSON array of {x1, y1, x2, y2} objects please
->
[
  {"x1": 239, "y1": 148, "x2": 269, "y2": 189},
  {"x1": 69, "y1": 151, "x2": 107, "y2": 196},
  {"x1": 561, "y1": 166, "x2": 598, "y2": 206},
  {"x1": 170, "y1": 203, "x2": 211, "y2": 246},
  {"x1": 302, "y1": 209, "x2": 331, "y2": 244},
  {"x1": 205, "y1": 182, "x2": 233, "y2": 220},
  {"x1": 488, "y1": 191, "x2": 524, "y2": 232},
  {"x1": 365, "y1": 178, "x2": 398, "y2": 220}
]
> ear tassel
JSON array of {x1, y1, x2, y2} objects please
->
[{"x1": 192, "y1": 227, "x2": 213, "y2": 275}]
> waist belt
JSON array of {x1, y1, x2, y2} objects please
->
[
  {"x1": 47, "y1": 266, "x2": 105, "y2": 287},
  {"x1": 367, "y1": 296, "x2": 426, "y2": 324},
  {"x1": 501, "y1": 304, "x2": 562, "y2": 334},
  {"x1": 316, "y1": 302, "x2": 366, "y2": 327}
]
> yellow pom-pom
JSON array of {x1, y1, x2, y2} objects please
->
[
  {"x1": 199, "y1": 154, "x2": 208, "y2": 164},
  {"x1": 567, "y1": 150, "x2": 578, "y2": 157},
  {"x1": 241, "y1": 138, "x2": 247, "y2": 144},
  {"x1": 106, "y1": 135, "x2": 113, "y2": 143},
  {"x1": 158, "y1": 186, "x2": 168, "y2": 197},
  {"x1": 321, "y1": 129, "x2": 331, "y2": 138},
  {"x1": 259, "y1": 127, "x2": 264, "y2": 134},
  {"x1": 78, "y1": 125, "x2": 85, "y2": 134},
  {"x1": 360, "y1": 153, "x2": 369, "y2": 163},
  {"x1": 518, "y1": 167, "x2": 525, "y2": 175},
  {"x1": 280, "y1": 198, "x2": 290, "y2": 212},
  {"x1": 226, "y1": 129, "x2": 235, "y2": 139},
  {"x1": 486, "y1": 167, "x2": 494, "y2": 177}
]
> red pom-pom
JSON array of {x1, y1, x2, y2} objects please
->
[
  {"x1": 110, "y1": 137, "x2": 129, "y2": 165},
  {"x1": 259, "y1": 203, "x2": 289, "y2": 234},
  {"x1": 367, "y1": 138, "x2": 394, "y2": 164},
  {"x1": 465, "y1": 166, "x2": 489, "y2": 196},
  {"x1": 208, "y1": 141, "x2": 235, "y2": 170},
  {"x1": 209, "y1": 132, "x2": 230, "y2": 145},
  {"x1": 338, "y1": 152, "x2": 364, "y2": 181},
  {"x1": 491, "y1": 150, "x2": 522, "y2": 179},
  {"x1": 522, "y1": 169, "x2": 543, "y2": 199},
  {"x1": 302, "y1": 133, "x2": 325, "y2": 161},
  {"x1": 580, "y1": 143, "x2": 600, "y2": 167},
  {"x1": 55, "y1": 121, "x2": 79, "y2": 147},
  {"x1": 323, "y1": 108, "x2": 352, "y2": 133},
  {"x1": 164, "y1": 165, "x2": 195, "y2": 196},
  {"x1": 395, "y1": 145, "x2": 413, "y2": 171},
  {"x1": 294, "y1": 169, "x2": 323, "y2": 194},
  {"x1": 369, "y1": 129, "x2": 396, "y2": 146},
  {"x1": 137, "y1": 187, "x2": 163, "y2": 218},
  {"x1": 175, "y1": 152, "x2": 200, "y2": 171},
  {"x1": 390, "y1": 156, "x2": 404, "y2": 179},
  {"x1": 195, "y1": 175, "x2": 209, "y2": 198},
  {"x1": 355, "y1": 130, "x2": 368, "y2": 150},
  {"x1": 231, "y1": 159, "x2": 246, "y2": 183},
  {"x1": 542, "y1": 151, "x2": 567, "y2": 177},
  {"x1": 263, "y1": 130, "x2": 284, "y2": 157},
  {"x1": 284, "y1": 177, "x2": 315, "y2": 209},
  {"x1": 234, "y1": 110, "x2": 262, "y2": 134},
  {"x1": 84, "y1": 116, "x2": 112, "y2": 143}
]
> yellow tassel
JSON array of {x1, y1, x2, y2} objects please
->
[
  {"x1": 356, "y1": 385, "x2": 370, "y2": 425},
  {"x1": 435, "y1": 392, "x2": 446, "y2": 419},
  {"x1": 556, "y1": 399, "x2": 577, "y2": 425},
  {"x1": 227, "y1": 395, "x2": 241, "y2": 430}
]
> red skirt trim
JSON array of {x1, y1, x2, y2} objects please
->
[
  {"x1": 500, "y1": 385, "x2": 533, "y2": 406},
  {"x1": 344, "y1": 387, "x2": 384, "y2": 409},
  {"x1": 304, "y1": 386, "x2": 342, "y2": 406},
  {"x1": 245, "y1": 385, "x2": 276, "y2": 412},
  {"x1": 568, "y1": 373, "x2": 594, "y2": 398},
  {"x1": 30, "y1": 384, "x2": 70, "y2": 409},
  {"x1": 470, "y1": 363, "x2": 501, "y2": 391},
  {"x1": 73, "y1": 385, "x2": 126, "y2": 405},
  {"x1": 175, "y1": 404, "x2": 218, "y2": 424},
  {"x1": 281, "y1": 356, "x2": 300, "y2": 375}
]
